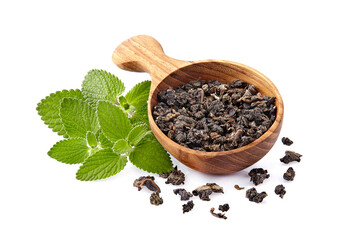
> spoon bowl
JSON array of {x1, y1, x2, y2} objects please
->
[{"x1": 113, "y1": 35, "x2": 284, "y2": 174}]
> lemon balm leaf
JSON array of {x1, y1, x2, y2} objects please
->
[
  {"x1": 125, "y1": 80, "x2": 151, "y2": 109},
  {"x1": 36, "y1": 89, "x2": 84, "y2": 137},
  {"x1": 82, "y1": 69, "x2": 125, "y2": 106},
  {"x1": 127, "y1": 124, "x2": 150, "y2": 146},
  {"x1": 76, "y1": 149, "x2": 127, "y2": 181},
  {"x1": 96, "y1": 101, "x2": 131, "y2": 142},
  {"x1": 60, "y1": 98, "x2": 100, "y2": 138},
  {"x1": 129, "y1": 134, "x2": 173, "y2": 174},
  {"x1": 86, "y1": 131, "x2": 97, "y2": 148},
  {"x1": 48, "y1": 138, "x2": 90, "y2": 164},
  {"x1": 113, "y1": 139, "x2": 132, "y2": 154}
]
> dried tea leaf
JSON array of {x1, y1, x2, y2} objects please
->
[
  {"x1": 150, "y1": 192, "x2": 163, "y2": 206},
  {"x1": 182, "y1": 200, "x2": 194, "y2": 214},
  {"x1": 210, "y1": 207, "x2": 227, "y2": 219},
  {"x1": 281, "y1": 137, "x2": 293, "y2": 146},
  {"x1": 192, "y1": 183, "x2": 224, "y2": 201},
  {"x1": 133, "y1": 176, "x2": 161, "y2": 193},
  {"x1": 246, "y1": 187, "x2": 267, "y2": 203},
  {"x1": 173, "y1": 188, "x2": 193, "y2": 201},
  {"x1": 159, "y1": 166, "x2": 185, "y2": 185},
  {"x1": 248, "y1": 168, "x2": 270, "y2": 185},
  {"x1": 283, "y1": 167, "x2": 296, "y2": 181},
  {"x1": 218, "y1": 203, "x2": 230, "y2": 212},
  {"x1": 234, "y1": 185, "x2": 245, "y2": 190},
  {"x1": 280, "y1": 151, "x2": 302, "y2": 164},
  {"x1": 275, "y1": 184, "x2": 286, "y2": 198}
]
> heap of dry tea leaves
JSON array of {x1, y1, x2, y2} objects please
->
[{"x1": 153, "y1": 79, "x2": 277, "y2": 152}]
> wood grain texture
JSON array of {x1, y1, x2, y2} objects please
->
[{"x1": 113, "y1": 35, "x2": 284, "y2": 174}]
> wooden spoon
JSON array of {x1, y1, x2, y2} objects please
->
[{"x1": 112, "y1": 35, "x2": 284, "y2": 174}]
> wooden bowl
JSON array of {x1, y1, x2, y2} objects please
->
[{"x1": 112, "y1": 35, "x2": 284, "y2": 174}]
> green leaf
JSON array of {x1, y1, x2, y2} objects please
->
[
  {"x1": 86, "y1": 131, "x2": 97, "y2": 148},
  {"x1": 48, "y1": 138, "x2": 90, "y2": 164},
  {"x1": 113, "y1": 139, "x2": 132, "y2": 154},
  {"x1": 130, "y1": 104, "x2": 149, "y2": 125},
  {"x1": 37, "y1": 89, "x2": 84, "y2": 137},
  {"x1": 125, "y1": 80, "x2": 151, "y2": 109},
  {"x1": 98, "y1": 132, "x2": 113, "y2": 149},
  {"x1": 76, "y1": 149, "x2": 127, "y2": 181},
  {"x1": 82, "y1": 69, "x2": 125, "y2": 105},
  {"x1": 129, "y1": 133, "x2": 173, "y2": 173},
  {"x1": 118, "y1": 96, "x2": 129, "y2": 109},
  {"x1": 60, "y1": 98, "x2": 100, "y2": 138},
  {"x1": 127, "y1": 124, "x2": 150, "y2": 146},
  {"x1": 97, "y1": 101, "x2": 131, "y2": 142}
]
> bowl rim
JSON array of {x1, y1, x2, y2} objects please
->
[{"x1": 148, "y1": 59, "x2": 284, "y2": 157}]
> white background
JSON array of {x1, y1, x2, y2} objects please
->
[{"x1": 1, "y1": 0, "x2": 358, "y2": 239}]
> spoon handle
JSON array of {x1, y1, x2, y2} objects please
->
[{"x1": 112, "y1": 35, "x2": 190, "y2": 85}]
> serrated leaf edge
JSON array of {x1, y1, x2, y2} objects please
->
[
  {"x1": 128, "y1": 141, "x2": 173, "y2": 174},
  {"x1": 60, "y1": 97, "x2": 98, "y2": 138},
  {"x1": 76, "y1": 149, "x2": 127, "y2": 181},
  {"x1": 36, "y1": 89, "x2": 83, "y2": 137},
  {"x1": 125, "y1": 80, "x2": 151, "y2": 108},
  {"x1": 126, "y1": 123, "x2": 151, "y2": 146},
  {"x1": 47, "y1": 137, "x2": 89, "y2": 165},
  {"x1": 95, "y1": 100, "x2": 132, "y2": 142},
  {"x1": 81, "y1": 69, "x2": 125, "y2": 105}
]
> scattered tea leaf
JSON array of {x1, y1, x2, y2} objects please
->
[
  {"x1": 210, "y1": 207, "x2": 227, "y2": 219},
  {"x1": 234, "y1": 185, "x2": 245, "y2": 190},
  {"x1": 280, "y1": 151, "x2": 302, "y2": 164},
  {"x1": 246, "y1": 187, "x2": 267, "y2": 203},
  {"x1": 282, "y1": 137, "x2": 293, "y2": 146},
  {"x1": 150, "y1": 192, "x2": 163, "y2": 206},
  {"x1": 283, "y1": 167, "x2": 296, "y2": 181},
  {"x1": 275, "y1": 184, "x2": 286, "y2": 198},
  {"x1": 248, "y1": 168, "x2": 270, "y2": 186},
  {"x1": 182, "y1": 200, "x2": 194, "y2": 214},
  {"x1": 159, "y1": 166, "x2": 185, "y2": 185},
  {"x1": 218, "y1": 203, "x2": 230, "y2": 212},
  {"x1": 173, "y1": 188, "x2": 193, "y2": 201},
  {"x1": 192, "y1": 183, "x2": 224, "y2": 201},
  {"x1": 133, "y1": 176, "x2": 161, "y2": 193}
]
